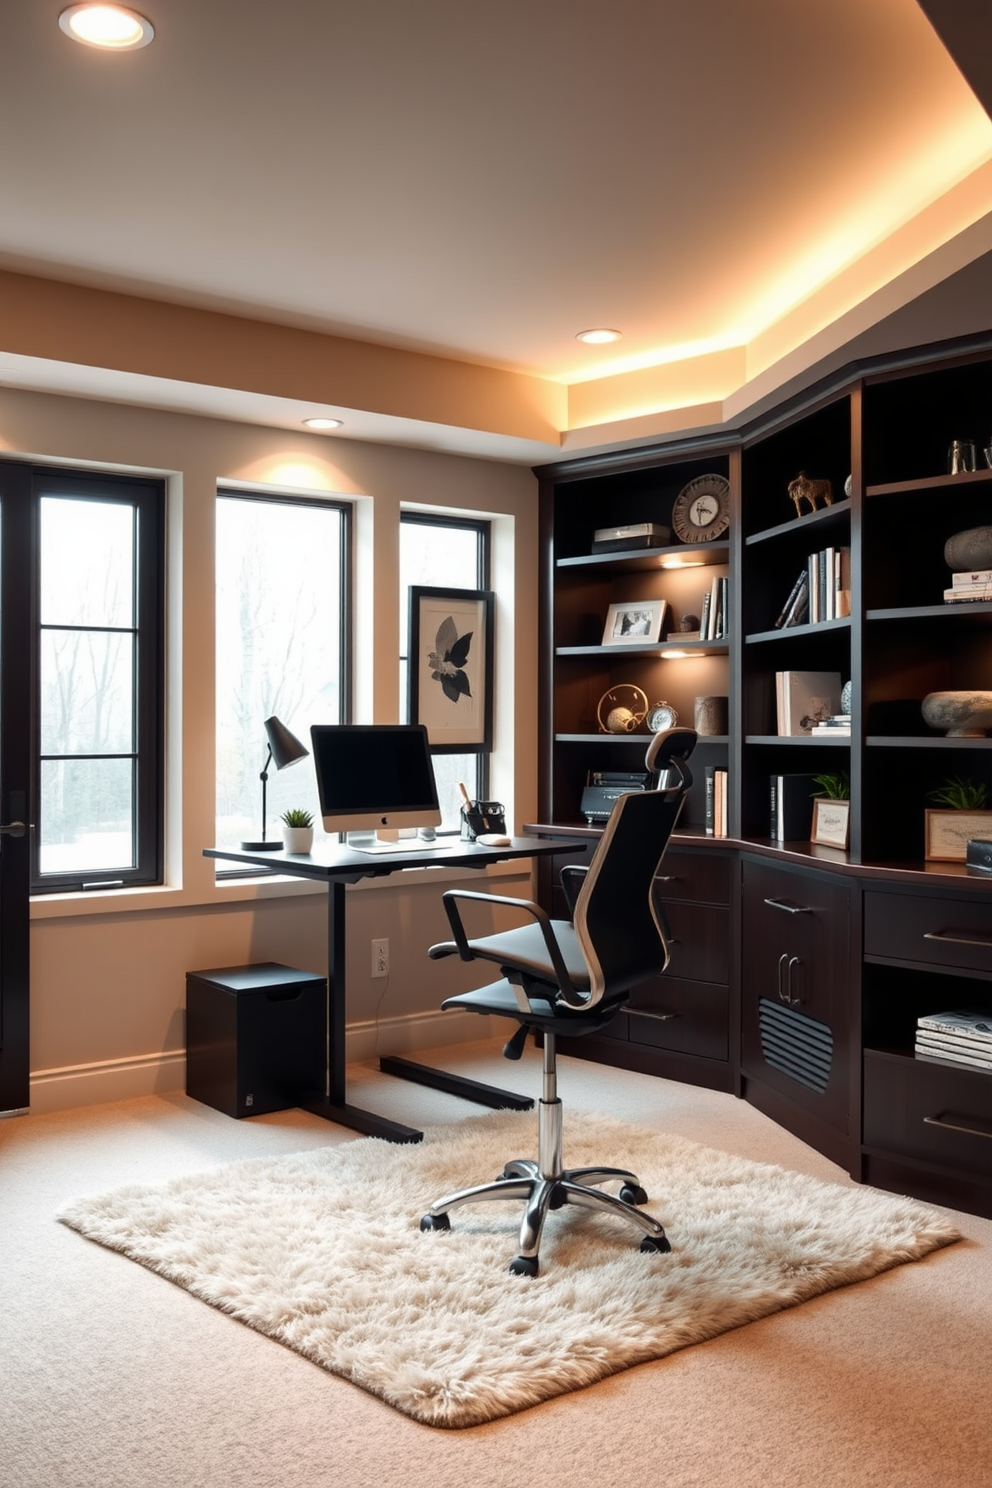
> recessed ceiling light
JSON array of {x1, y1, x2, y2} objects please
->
[
  {"x1": 59, "y1": 5, "x2": 155, "y2": 50},
  {"x1": 575, "y1": 328, "x2": 622, "y2": 345},
  {"x1": 303, "y1": 417, "x2": 343, "y2": 430}
]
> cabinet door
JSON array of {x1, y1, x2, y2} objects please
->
[{"x1": 741, "y1": 857, "x2": 852, "y2": 1134}]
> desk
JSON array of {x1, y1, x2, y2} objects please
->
[{"x1": 204, "y1": 835, "x2": 583, "y2": 1142}]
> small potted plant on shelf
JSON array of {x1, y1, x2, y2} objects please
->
[
  {"x1": 280, "y1": 807, "x2": 314, "y2": 855},
  {"x1": 925, "y1": 776, "x2": 992, "y2": 862},
  {"x1": 810, "y1": 771, "x2": 850, "y2": 849}
]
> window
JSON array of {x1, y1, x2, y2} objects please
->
[
  {"x1": 400, "y1": 513, "x2": 490, "y2": 832},
  {"x1": 215, "y1": 492, "x2": 349, "y2": 848},
  {"x1": 0, "y1": 463, "x2": 165, "y2": 893}
]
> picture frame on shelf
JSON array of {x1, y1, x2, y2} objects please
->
[
  {"x1": 408, "y1": 585, "x2": 494, "y2": 753},
  {"x1": 811, "y1": 797, "x2": 850, "y2": 849},
  {"x1": 601, "y1": 599, "x2": 667, "y2": 645},
  {"x1": 924, "y1": 809, "x2": 992, "y2": 863}
]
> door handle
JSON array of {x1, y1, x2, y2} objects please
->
[
  {"x1": 777, "y1": 952, "x2": 789, "y2": 1002},
  {"x1": 0, "y1": 821, "x2": 25, "y2": 837},
  {"x1": 764, "y1": 897, "x2": 812, "y2": 914},
  {"x1": 786, "y1": 954, "x2": 802, "y2": 1005}
]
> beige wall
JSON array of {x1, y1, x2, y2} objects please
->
[{"x1": 0, "y1": 387, "x2": 540, "y2": 1112}]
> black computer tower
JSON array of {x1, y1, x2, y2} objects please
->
[{"x1": 185, "y1": 962, "x2": 326, "y2": 1117}]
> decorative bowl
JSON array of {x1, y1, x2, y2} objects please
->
[{"x1": 921, "y1": 690, "x2": 992, "y2": 737}]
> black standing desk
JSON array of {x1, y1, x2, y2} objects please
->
[{"x1": 204, "y1": 835, "x2": 584, "y2": 1143}]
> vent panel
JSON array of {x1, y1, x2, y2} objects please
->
[{"x1": 758, "y1": 997, "x2": 833, "y2": 1094}]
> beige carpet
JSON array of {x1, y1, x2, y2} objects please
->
[{"x1": 57, "y1": 1108, "x2": 960, "y2": 1429}]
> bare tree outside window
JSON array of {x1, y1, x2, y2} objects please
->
[
  {"x1": 400, "y1": 515, "x2": 490, "y2": 831},
  {"x1": 39, "y1": 498, "x2": 137, "y2": 873},
  {"x1": 216, "y1": 495, "x2": 347, "y2": 847}
]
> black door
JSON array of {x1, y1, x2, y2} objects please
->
[{"x1": 0, "y1": 466, "x2": 33, "y2": 1112}]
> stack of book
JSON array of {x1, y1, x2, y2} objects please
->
[
  {"x1": 915, "y1": 1008, "x2": 992, "y2": 1069},
  {"x1": 774, "y1": 547, "x2": 850, "y2": 628},
  {"x1": 943, "y1": 569, "x2": 992, "y2": 604},
  {"x1": 811, "y1": 713, "x2": 851, "y2": 736},
  {"x1": 775, "y1": 670, "x2": 842, "y2": 736},
  {"x1": 704, "y1": 765, "x2": 728, "y2": 836},
  {"x1": 699, "y1": 575, "x2": 729, "y2": 640}
]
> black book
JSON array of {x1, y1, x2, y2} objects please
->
[
  {"x1": 774, "y1": 569, "x2": 806, "y2": 629},
  {"x1": 704, "y1": 764, "x2": 716, "y2": 835},
  {"x1": 770, "y1": 772, "x2": 818, "y2": 841}
]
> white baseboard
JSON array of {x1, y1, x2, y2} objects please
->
[{"x1": 27, "y1": 1008, "x2": 506, "y2": 1115}]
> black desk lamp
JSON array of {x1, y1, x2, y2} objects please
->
[{"x1": 241, "y1": 715, "x2": 309, "y2": 850}]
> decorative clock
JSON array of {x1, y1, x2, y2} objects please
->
[
  {"x1": 646, "y1": 701, "x2": 678, "y2": 733},
  {"x1": 597, "y1": 684, "x2": 648, "y2": 734},
  {"x1": 672, "y1": 473, "x2": 730, "y2": 544}
]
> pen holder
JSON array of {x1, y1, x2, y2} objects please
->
[{"x1": 460, "y1": 800, "x2": 507, "y2": 841}]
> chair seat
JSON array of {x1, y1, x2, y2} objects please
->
[
  {"x1": 431, "y1": 919, "x2": 591, "y2": 991},
  {"x1": 440, "y1": 977, "x2": 626, "y2": 1037}
]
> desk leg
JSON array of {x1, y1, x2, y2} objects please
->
[{"x1": 299, "y1": 880, "x2": 424, "y2": 1143}]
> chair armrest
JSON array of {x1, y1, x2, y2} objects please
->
[
  {"x1": 436, "y1": 888, "x2": 582, "y2": 1006},
  {"x1": 560, "y1": 864, "x2": 589, "y2": 919}
]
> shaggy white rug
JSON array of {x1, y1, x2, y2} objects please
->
[{"x1": 57, "y1": 1110, "x2": 961, "y2": 1428}]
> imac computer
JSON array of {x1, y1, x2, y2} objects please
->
[{"x1": 310, "y1": 723, "x2": 445, "y2": 853}]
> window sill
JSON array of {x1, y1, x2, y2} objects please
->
[{"x1": 29, "y1": 854, "x2": 532, "y2": 920}]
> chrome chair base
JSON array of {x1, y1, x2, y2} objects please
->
[{"x1": 420, "y1": 1086, "x2": 670, "y2": 1276}]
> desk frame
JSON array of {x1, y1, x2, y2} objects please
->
[{"x1": 204, "y1": 836, "x2": 582, "y2": 1142}]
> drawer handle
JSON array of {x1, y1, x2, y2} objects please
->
[
  {"x1": 629, "y1": 1009, "x2": 679, "y2": 1023},
  {"x1": 764, "y1": 897, "x2": 812, "y2": 915},
  {"x1": 923, "y1": 930, "x2": 992, "y2": 950},
  {"x1": 923, "y1": 1111, "x2": 992, "y2": 1142},
  {"x1": 655, "y1": 875, "x2": 680, "y2": 884}
]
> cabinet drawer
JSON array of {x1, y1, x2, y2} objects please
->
[
  {"x1": 662, "y1": 902, "x2": 729, "y2": 984},
  {"x1": 863, "y1": 1048, "x2": 992, "y2": 1172},
  {"x1": 628, "y1": 975, "x2": 728, "y2": 1060},
  {"x1": 865, "y1": 890, "x2": 992, "y2": 975},
  {"x1": 655, "y1": 848, "x2": 730, "y2": 905}
]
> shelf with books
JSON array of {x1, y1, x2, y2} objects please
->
[
  {"x1": 745, "y1": 615, "x2": 851, "y2": 645},
  {"x1": 556, "y1": 640, "x2": 730, "y2": 657},
  {"x1": 745, "y1": 734, "x2": 851, "y2": 747},
  {"x1": 743, "y1": 497, "x2": 852, "y2": 548}
]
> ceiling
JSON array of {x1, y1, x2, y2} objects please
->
[{"x1": 2, "y1": 0, "x2": 992, "y2": 461}]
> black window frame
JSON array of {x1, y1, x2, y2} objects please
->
[
  {"x1": 400, "y1": 511, "x2": 492, "y2": 806},
  {"x1": 0, "y1": 462, "x2": 166, "y2": 895}
]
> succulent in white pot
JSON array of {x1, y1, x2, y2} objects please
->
[{"x1": 280, "y1": 807, "x2": 314, "y2": 854}]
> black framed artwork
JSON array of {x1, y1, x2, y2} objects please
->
[{"x1": 408, "y1": 586, "x2": 494, "y2": 752}]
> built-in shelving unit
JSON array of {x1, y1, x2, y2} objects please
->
[{"x1": 533, "y1": 331, "x2": 992, "y2": 1218}]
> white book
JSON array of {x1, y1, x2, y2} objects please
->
[
  {"x1": 779, "y1": 671, "x2": 842, "y2": 736},
  {"x1": 944, "y1": 586, "x2": 992, "y2": 602},
  {"x1": 916, "y1": 1028, "x2": 992, "y2": 1059},
  {"x1": 915, "y1": 1039, "x2": 992, "y2": 1071},
  {"x1": 951, "y1": 569, "x2": 992, "y2": 587},
  {"x1": 917, "y1": 1009, "x2": 992, "y2": 1044}
]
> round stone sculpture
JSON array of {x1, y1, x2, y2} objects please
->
[
  {"x1": 944, "y1": 526, "x2": 992, "y2": 571},
  {"x1": 922, "y1": 690, "x2": 992, "y2": 737}
]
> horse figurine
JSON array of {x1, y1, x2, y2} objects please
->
[{"x1": 788, "y1": 471, "x2": 833, "y2": 516}]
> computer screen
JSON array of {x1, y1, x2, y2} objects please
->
[{"x1": 310, "y1": 724, "x2": 442, "y2": 840}]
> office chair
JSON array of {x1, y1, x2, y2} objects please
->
[{"x1": 420, "y1": 726, "x2": 697, "y2": 1275}]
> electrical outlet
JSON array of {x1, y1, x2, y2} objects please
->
[{"x1": 371, "y1": 937, "x2": 389, "y2": 977}]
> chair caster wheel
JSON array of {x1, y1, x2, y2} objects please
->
[
  {"x1": 420, "y1": 1212, "x2": 451, "y2": 1232},
  {"x1": 509, "y1": 1254, "x2": 539, "y2": 1277},
  {"x1": 640, "y1": 1233, "x2": 671, "y2": 1255},
  {"x1": 619, "y1": 1183, "x2": 649, "y2": 1206}
]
